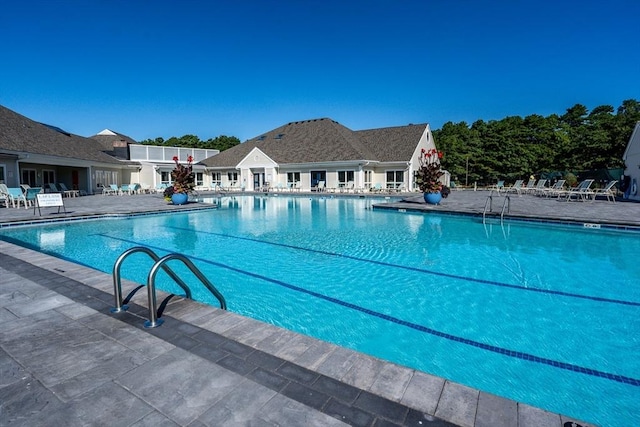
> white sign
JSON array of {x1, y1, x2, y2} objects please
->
[{"x1": 36, "y1": 193, "x2": 64, "y2": 207}]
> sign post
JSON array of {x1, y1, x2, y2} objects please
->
[{"x1": 35, "y1": 193, "x2": 66, "y2": 216}]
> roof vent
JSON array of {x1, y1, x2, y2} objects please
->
[
  {"x1": 275, "y1": 133, "x2": 284, "y2": 139},
  {"x1": 257, "y1": 135, "x2": 266, "y2": 141}
]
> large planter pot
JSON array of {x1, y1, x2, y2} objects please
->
[
  {"x1": 171, "y1": 192, "x2": 189, "y2": 205},
  {"x1": 424, "y1": 191, "x2": 442, "y2": 205}
]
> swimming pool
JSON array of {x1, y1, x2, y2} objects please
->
[{"x1": 1, "y1": 195, "x2": 638, "y2": 426}]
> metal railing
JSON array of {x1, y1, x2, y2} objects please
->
[
  {"x1": 111, "y1": 246, "x2": 226, "y2": 328},
  {"x1": 483, "y1": 191, "x2": 510, "y2": 223}
]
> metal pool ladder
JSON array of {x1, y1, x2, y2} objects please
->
[
  {"x1": 483, "y1": 191, "x2": 511, "y2": 223},
  {"x1": 111, "y1": 246, "x2": 226, "y2": 328}
]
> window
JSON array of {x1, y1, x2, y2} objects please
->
[
  {"x1": 364, "y1": 170, "x2": 372, "y2": 189},
  {"x1": 42, "y1": 170, "x2": 55, "y2": 186},
  {"x1": 0, "y1": 164, "x2": 5, "y2": 184},
  {"x1": 195, "y1": 172, "x2": 204, "y2": 186},
  {"x1": 211, "y1": 172, "x2": 221, "y2": 186},
  {"x1": 228, "y1": 172, "x2": 238, "y2": 185},
  {"x1": 95, "y1": 170, "x2": 118, "y2": 188},
  {"x1": 287, "y1": 172, "x2": 300, "y2": 185},
  {"x1": 386, "y1": 170, "x2": 404, "y2": 189},
  {"x1": 161, "y1": 171, "x2": 171, "y2": 185},
  {"x1": 337, "y1": 170, "x2": 355, "y2": 187},
  {"x1": 21, "y1": 169, "x2": 37, "y2": 187}
]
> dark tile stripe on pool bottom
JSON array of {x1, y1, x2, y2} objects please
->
[
  {"x1": 0, "y1": 252, "x2": 457, "y2": 427},
  {"x1": 162, "y1": 226, "x2": 639, "y2": 308},
  {"x1": 86, "y1": 233, "x2": 640, "y2": 388}
]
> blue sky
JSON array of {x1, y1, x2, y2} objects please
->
[{"x1": 1, "y1": 0, "x2": 638, "y2": 142}]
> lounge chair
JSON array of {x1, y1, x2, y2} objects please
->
[
  {"x1": 491, "y1": 180, "x2": 505, "y2": 193},
  {"x1": 371, "y1": 183, "x2": 383, "y2": 193},
  {"x1": 541, "y1": 180, "x2": 565, "y2": 198},
  {"x1": 522, "y1": 179, "x2": 537, "y2": 193},
  {"x1": 528, "y1": 179, "x2": 548, "y2": 195},
  {"x1": 46, "y1": 183, "x2": 61, "y2": 193},
  {"x1": 24, "y1": 187, "x2": 42, "y2": 207},
  {"x1": 6, "y1": 187, "x2": 28, "y2": 208},
  {"x1": 103, "y1": 184, "x2": 119, "y2": 196},
  {"x1": 592, "y1": 180, "x2": 618, "y2": 203},
  {"x1": 0, "y1": 185, "x2": 9, "y2": 208},
  {"x1": 504, "y1": 180, "x2": 524, "y2": 195},
  {"x1": 58, "y1": 183, "x2": 80, "y2": 197},
  {"x1": 558, "y1": 179, "x2": 595, "y2": 202}
]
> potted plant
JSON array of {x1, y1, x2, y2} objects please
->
[
  {"x1": 163, "y1": 155, "x2": 195, "y2": 205},
  {"x1": 415, "y1": 148, "x2": 448, "y2": 204}
]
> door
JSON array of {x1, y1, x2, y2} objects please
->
[
  {"x1": 310, "y1": 171, "x2": 326, "y2": 188},
  {"x1": 72, "y1": 170, "x2": 79, "y2": 190}
]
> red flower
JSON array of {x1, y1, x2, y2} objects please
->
[
  {"x1": 187, "y1": 155, "x2": 193, "y2": 164},
  {"x1": 172, "y1": 155, "x2": 179, "y2": 162}
]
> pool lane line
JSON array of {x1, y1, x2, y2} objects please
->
[
  {"x1": 165, "y1": 227, "x2": 640, "y2": 308},
  {"x1": 96, "y1": 233, "x2": 640, "y2": 388}
]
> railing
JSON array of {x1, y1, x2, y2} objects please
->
[
  {"x1": 111, "y1": 247, "x2": 226, "y2": 328},
  {"x1": 483, "y1": 191, "x2": 510, "y2": 223}
]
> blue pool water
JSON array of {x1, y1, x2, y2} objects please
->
[{"x1": 1, "y1": 195, "x2": 638, "y2": 426}]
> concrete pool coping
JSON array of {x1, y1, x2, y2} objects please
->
[{"x1": 2, "y1": 190, "x2": 629, "y2": 426}]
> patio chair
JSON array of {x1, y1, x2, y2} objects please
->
[
  {"x1": 558, "y1": 179, "x2": 595, "y2": 202},
  {"x1": 58, "y1": 183, "x2": 80, "y2": 197},
  {"x1": 491, "y1": 180, "x2": 505, "y2": 193},
  {"x1": 522, "y1": 179, "x2": 537, "y2": 193},
  {"x1": 102, "y1": 184, "x2": 119, "y2": 196},
  {"x1": 528, "y1": 179, "x2": 548, "y2": 195},
  {"x1": 541, "y1": 180, "x2": 565, "y2": 198},
  {"x1": 592, "y1": 180, "x2": 618, "y2": 203},
  {"x1": 46, "y1": 183, "x2": 61, "y2": 193},
  {"x1": 504, "y1": 180, "x2": 524, "y2": 195},
  {"x1": 371, "y1": 183, "x2": 383, "y2": 193},
  {"x1": 24, "y1": 187, "x2": 42, "y2": 207},
  {"x1": 6, "y1": 187, "x2": 28, "y2": 208}
]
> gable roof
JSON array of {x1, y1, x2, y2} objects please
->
[
  {"x1": 202, "y1": 118, "x2": 428, "y2": 168},
  {"x1": 0, "y1": 105, "x2": 123, "y2": 165},
  {"x1": 90, "y1": 128, "x2": 138, "y2": 152}
]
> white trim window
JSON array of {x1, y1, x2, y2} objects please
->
[
  {"x1": 161, "y1": 171, "x2": 171, "y2": 185},
  {"x1": 0, "y1": 164, "x2": 6, "y2": 184},
  {"x1": 211, "y1": 172, "x2": 221, "y2": 186},
  {"x1": 228, "y1": 171, "x2": 238, "y2": 186},
  {"x1": 195, "y1": 172, "x2": 204, "y2": 187},
  {"x1": 386, "y1": 170, "x2": 404, "y2": 189},
  {"x1": 287, "y1": 172, "x2": 300, "y2": 186},
  {"x1": 95, "y1": 170, "x2": 118, "y2": 188},
  {"x1": 337, "y1": 170, "x2": 355, "y2": 187},
  {"x1": 364, "y1": 170, "x2": 372, "y2": 189}
]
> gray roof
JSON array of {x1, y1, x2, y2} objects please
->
[
  {"x1": 0, "y1": 105, "x2": 123, "y2": 165},
  {"x1": 90, "y1": 130, "x2": 137, "y2": 151},
  {"x1": 202, "y1": 118, "x2": 427, "y2": 168}
]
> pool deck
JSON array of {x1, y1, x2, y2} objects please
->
[{"x1": 2, "y1": 189, "x2": 633, "y2": 426}]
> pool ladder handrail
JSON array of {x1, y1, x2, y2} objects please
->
[
  {"x1": 111, "y1": 246, "x2": 226, "y2": 328},
  {"x1": 483, "y1": 191, "x2": 510, "y2": 223}
]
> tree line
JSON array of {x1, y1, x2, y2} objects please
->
[
  {"x1": 434, "y1": 99, "x2": 640, "y2": 186},
  {"x1": 139, "y1": 134, "x2": 241, "y2": 151}
]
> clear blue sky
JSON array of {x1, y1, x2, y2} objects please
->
[{"x1": 1, "y1": 0, "x2": 638, "y2": 142}]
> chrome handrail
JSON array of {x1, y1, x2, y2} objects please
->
[
  {"x1": 145, "y1": 253, "x2": 227, "y2": 328},
  {"x1": 111, "y1": 246, "x2": 192, "y2": 313}
]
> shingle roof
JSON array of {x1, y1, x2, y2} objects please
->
[
  {"x1": 202, "y1": 118, "x2": 427, "y2": 168},
  {"x1": 356, "y1": 124, "x2": 427, "y2": 162},
  {"x1": 0, "y1": 105, "x2": 123, "y2": 165},
  {"x1": 90, "y1": 129, "x2": 138, "y2": 152}
]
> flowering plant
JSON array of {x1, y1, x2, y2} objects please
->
[
  {"x1": 415, "y1": 148, "x2": 444, "y2": 193},
  {"x1": 164, "y1": 155, "x2": 195, "y2": 198}
]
